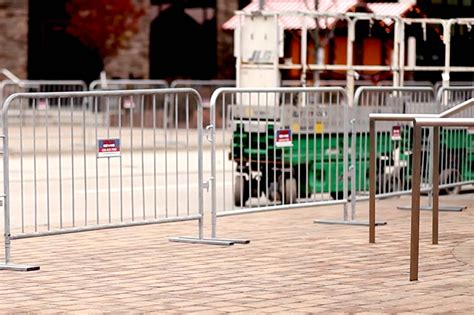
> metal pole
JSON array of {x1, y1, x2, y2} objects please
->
[
  {"x1": 0, "y1": 69, "x2": 21, "y2": 84},
  {"x1": 442, "y1": 21, "x2": 452, "y2": 89},
  {"x1": 346, "y1": 18, "x2": 356, "y2": 106},
  {"x1": 393, "y1": 18, "x2": 401, "y2": 87},
  {"x1": 399, "y1": 19, "x2": 406, "y2": 87},
  {"x1": 1, "y1": 133, "x2": 10, "y2": 264},
  {"x1": 210, "y1": 109, "x2": 217, "y2": 239},
  {"x1": 313, "y1": 0, "x2": 320, "y2": 86},
  {"x1": 432, "y1": 126, "x2": 440, "y2": 245},
  {"x1": 350, "y1": 119, "x2": 357, "y2": 221},
  {"x1": 301, "y1": 15, "x2": 308, "y2": 86},
  {"x1": 369, "y1": 118, "x2": 376, "y2": 243},
  {"x1": 259, "y1": 0, "x2": 264, "y2": 11},
  {"x1": 410, "y1": 124, "x2": 423, "y2": 281},
  {"x1": 198, "y1": 99, "x2": 205, "y2": 240}
]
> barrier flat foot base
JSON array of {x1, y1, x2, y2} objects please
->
[
  {"x1": 0, "y1": 264, "x2": 40, "y2": 271},
  {"x1": 397, "y1": 205, "x2": 465, "y2": 212},
  {"x1": 211, "y1": 238, "x2": 250, "y2": 245},
  {"x1": 169, "y1": 237, "x2": 234, "y2": 246},
  {"x1": 314, "y1": 219, "x2": 387, "y2": 226}
]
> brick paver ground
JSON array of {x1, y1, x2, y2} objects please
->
[{"x1": 0, "y1": 192, "x2": 473, "y2": 313}]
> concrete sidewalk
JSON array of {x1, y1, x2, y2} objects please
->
[{"x1": 0, "y1": 192, "x2": 473, "y2": 314}]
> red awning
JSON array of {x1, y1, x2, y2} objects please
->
[{"x1": 367, "y1": 2, "x2": 416, "y2": 25}]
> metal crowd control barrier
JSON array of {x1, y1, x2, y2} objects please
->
[
  {"x1": 89, "y1": 80, "x2": 170, "y2": 113},
  {"x1": 169, "y1": 80, "x2": 236, "y2": 131},
  {"x1": 0, "y1": 80, "x2": 87, "y2": 107},
  {"x1": 0, "y1": 88, "x2": 235, "y2": 271},
  {"x1": 434, "y1": 81, "x2": 474, "y2": 92},
  {"x1": 378, "y1": 81, "x2": 434, "y2": 88},
  {"x1": 170, "y1": 79, "x2": 235, "y2": 106},
  {"x1": 369, "y1": 98, "x2": 473, "y2": 280},
  {"x1": 208, "y1": 87, "x2": 351, "y2": 240},
  {"x1": 89, "y1": 79, "x2": 169, "y2": 91}
]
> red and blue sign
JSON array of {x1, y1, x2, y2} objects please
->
[
  {"x1": 98, "y1": 139, "x2": 121, "y2": 158},
  {"x1": 391, "y1": 125, "x2": 401, "y2": 141},
  {"x1": 275, "y1": 129, "x2": 293, "y2": 148}
]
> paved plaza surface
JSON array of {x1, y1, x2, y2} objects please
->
[{"x1": 0, "y1": 191, "x2": 473, "y2": 314}]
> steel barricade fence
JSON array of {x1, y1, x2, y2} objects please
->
[
  {"x1": 169, "y1": 80, "x2": 236, "y2": 134},
  {"x1": 434, "y1": 81, "x2": 474, "y2": 92},
  {"x1": 89, "y1": 79, "x2": 169, "y2": 91},
  {"x1": 435, "y1": 87, "x2": 474, "y2": 194},
  {"x1": 0, "y1": 80, "x2": 87, "y2": 107},
  {"x1": 208, "y1": 87, "x2": 351, "y2": 239},
  {"x1": 379, "y1": 81, "x2": 434, "y2": 88},
  {"x1": 89, "y1": 79, "x2": 170, "y2": 113},
  {"x1": 170, "y1": 79, "x2": 235, "y2": 106},
  {"x1": 0, "y1": 80, "x2": 93, "y2": 141},
  {"x1": 351, "y1": 86, "x2": 438, "y2": 201},
  {"x1": 0, "y1": 88, "x2": 231, "y2": 271}
]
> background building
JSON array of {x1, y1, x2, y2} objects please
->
[{"x1": 0, "y1": 0, "x2": 472, "y2": 83}]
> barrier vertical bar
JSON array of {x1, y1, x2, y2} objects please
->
[
  {"x1": 369, "y1": 118, "x2": 376, "y2": 243},
  {"x1": 1, "y1": 133, "x2": 10, "y2": 264}
]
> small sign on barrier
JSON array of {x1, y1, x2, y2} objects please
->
[
  {"x1": 392, "y1": 125, "x2": 401, "y2": 141},
  {"x1": 97, "y1": 139, "x2": 121, "y2": 158},
  {"x1": 275, "y1": 129, "x2": 293, "y2": 148}
]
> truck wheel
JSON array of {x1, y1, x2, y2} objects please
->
[
  {"x1": 330, "y1": 191, "x2": 344, "y2": 200},
  {"x1": 440, "y1": 168, "x2": 461, "y2": 195},
  {"x1": 267, "y1": 182, "x2": 281, "y2": 202},
  {"x1": 234, "y1": 174, "x2": 249, "y2": 207},
  {"x1": 281, "y1": 177, "x2": 297, "y2": 204}
]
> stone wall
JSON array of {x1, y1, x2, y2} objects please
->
[{"x1": 0, "y1": 0, "x2": 28, "y2": 79}]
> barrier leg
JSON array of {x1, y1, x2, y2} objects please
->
[
  {"x1": 0, "y1": 132, "x2": 39, "y2": 271},
  {"x1": 432, "y1": 127, "x2": 440, "y2": 245},
  {"x1": 410, "y1": 125, "x2": 422, "y2": 281}
]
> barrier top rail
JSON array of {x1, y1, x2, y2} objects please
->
[
  {"x1": 1, "y1": 88, "x2": 202, "y2": 115},
  {"x1": 354, "y1": 86, "x2": 435, "y2": 104},
  {"x1": 436, "y1": 86, "x2": 474, "y2": 103},
  {"x1": 210, "y1": 86, "x2": 348, "y2": 95},
  {"x1": 0, "y1": 79, "x2": 88, "y2": 90},
  {"x1": 89, "y1": 79, "x2": 169, "y2": 90},
  {"x1": 170, "y1": 79, "x2": 236, "y2": 88},
  {"x1": 209, "y1": 86, "x2": 349, "y2": 108}
]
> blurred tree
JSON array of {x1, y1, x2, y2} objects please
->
[{"x1": 66, "y1": 0, "x2": 145, "y2": 64}]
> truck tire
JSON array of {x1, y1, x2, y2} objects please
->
[
  {"x1": 234, "y1": 174, "x2": 250, "y2": 207},
  {"x1": 267, "y1": 182, "x2": 281, "y2": 202},
  {"x1": 280, "y1": 177, "x2": 297, "y2": 204}
]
